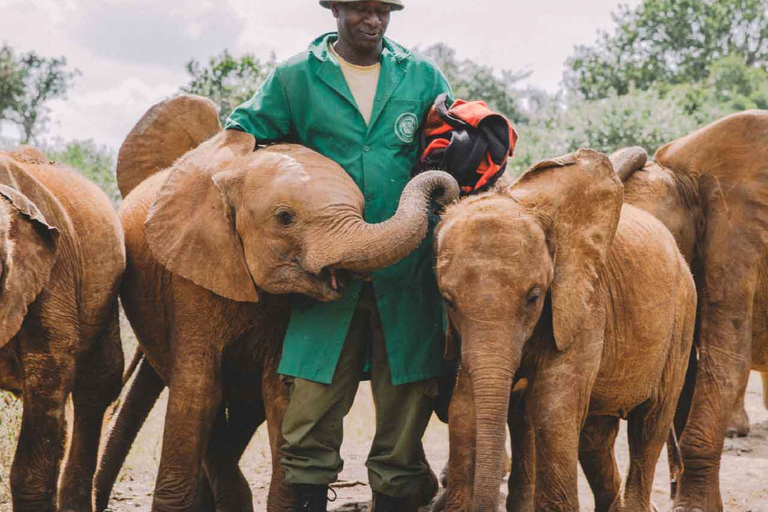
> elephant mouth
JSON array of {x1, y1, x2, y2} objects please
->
[{"x1": 308, "y1": 266, "x2": 354, "y2": 300}]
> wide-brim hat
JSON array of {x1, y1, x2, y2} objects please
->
[{"x1": 319, "y1": 0, "x2": 404, "y2": 11}]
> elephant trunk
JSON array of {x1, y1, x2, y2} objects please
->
[
  {"x1": 467, "y1": 341, "x2": 519, "y2": 512},
  {"x1": 313, "y1": 170, "x2": 459, "y2": 273}
]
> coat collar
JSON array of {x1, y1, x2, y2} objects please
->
[
  {"x1": 310, "y1": 32, "x2": 411, "y2": 131},
  {"x1": 308, "y1": 32, "x2": 410, "y2": 63}
]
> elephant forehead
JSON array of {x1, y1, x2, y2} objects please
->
[
  {"x1": 438, "y1": 210, "x2": 546, "y2": 281},
  {"x1": 266, "y1": 171, "x2": 364, "y2": 209}
]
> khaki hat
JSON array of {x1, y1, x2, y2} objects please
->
[{"x1": 319, "y1": 0, "x2": 404, "y2": 11}]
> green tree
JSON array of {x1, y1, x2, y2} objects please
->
[
  {"x1": 181, "y1": 50, "x2": 275, "y2": 124},
  {"x1": 421, "y1": 43, "x2": 531, "y2": 123},
  {"x1": 0, "y1": 44, "x2": 78, "y2": 143},
  {"x1": 565, "y1": 0, "x2": 768, "y2": 99},
  {"x1": 45, "y1": 139, "x2": 120, "y2": 205}
]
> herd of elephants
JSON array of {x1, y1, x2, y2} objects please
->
[{"x1": 0, "y1": 93, "x2": 766, "y2": 512}]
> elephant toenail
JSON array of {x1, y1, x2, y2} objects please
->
[
  {"x1": 673, "y1": 508, "x2": 686, "y2": 512},
  {"x1": 691, "y1": 509, "x2": 704, "y2": 512}
]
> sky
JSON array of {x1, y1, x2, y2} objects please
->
[{"x1": 0, "y1": 0, "x2": 642, "y2": 149}]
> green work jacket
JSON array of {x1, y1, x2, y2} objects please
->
[{"x1": 226, "y1": 33, "x2": 452, "y2": 385}]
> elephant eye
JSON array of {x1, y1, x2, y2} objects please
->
[
  {"x1": 276, "y1": 209, "x2": 295, "y2": 227},
  {"x1": 526, "y1": 287, "x2": 540, "y2": 305},
  {"x1": 442, "y1": 295, "x2": 456, "y2": 309}
]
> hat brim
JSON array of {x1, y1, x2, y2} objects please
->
[{"x1": 319, "y1": 1, "x2": 404, "y2": 10}]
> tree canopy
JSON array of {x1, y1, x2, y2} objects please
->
[
  {"x1": 45, "y1": 139, "x2": 120, "y2": 205},
  {"x1": 565, "y1": 0, "x2": 768, "y2": 99},
  {"x1": 0, "y1": 44, "x2": 78, "y2": 143},
  {"x1": 421, "y1": 43, "x2": 531, "y2": 124},
  {"x1": 181, "y1": 50, "x2": 275, "y2": 124}
]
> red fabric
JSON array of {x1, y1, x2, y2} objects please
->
[
  {"x1": 421, "y1": 97, "x2": 518, "y2": 193},
  {"x1": 421, "y1": 138, "x2": 450, "y2": 162}
]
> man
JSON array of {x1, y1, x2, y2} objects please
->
[{"x1": 225, "y1": 2, "x2": 452, "y2": 511}]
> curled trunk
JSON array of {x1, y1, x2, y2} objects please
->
[
  {"x1": 311, "y1": 170, "x2": 459, "y2": 273},
  {"x1": 609, "y1": 146, "x2": 647, "y2": 183}
]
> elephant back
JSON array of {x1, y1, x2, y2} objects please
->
[{"x1": 117, "y1": 94, "x2": 222, "y2": 197}]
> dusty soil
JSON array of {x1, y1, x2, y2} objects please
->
[{"x1": 95, "y1": 373, "x2": 768, "y2": 512}]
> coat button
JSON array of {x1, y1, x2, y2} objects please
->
[{"x1": 363, "y1": 145, "x2": 371, "y2": 152}]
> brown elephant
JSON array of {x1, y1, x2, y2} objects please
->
[
  {"x1": 0, "y1": 147, "x2": 125, "y2": 512},
  {"x1": 434, "y1": 149, "x2": 697, "y2": 511},
  {"x1": 616, "y1": 109, "x2": 768, "y2": 512},
  {"x1": 727, "y1": 370, "x2": 768, "y2": 438},
  {"x1": 92, "y1": 95, "x2": 459, "y2": 512}
]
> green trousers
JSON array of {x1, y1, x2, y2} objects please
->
[{"x1": 280, "y1": 283, "x2": 437, "y2": 497}]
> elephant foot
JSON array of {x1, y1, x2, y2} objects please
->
[
  {"x1": 724, "y1": 407, "x2": 750, "y2": 438},
  {"x1": 431, "y1": 488, "x2": 446, "y2": 512},
  {"x1": 671, "y1": 493, "x2": 722, "y2": 512}
]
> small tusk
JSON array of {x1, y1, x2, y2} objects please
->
[
  {"x1": 330, "y1": 268, "x2": 338, "y2": 290},
  {"x1": 512, "y1": 378, "x2": 528, "y2": 393}
]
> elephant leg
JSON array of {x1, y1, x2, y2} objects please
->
[
  {"x1": 262, "y1": 354, "x2": 294, "y2": 512},
  {"x1": 667, "y1": 345, "x2": 696, "y2": 499},
  {"x1": 151, "y1": 344, "x2": 223, "y2": 512},
  {"x1": 507, "y1": 391, "x2": 534, "y2": 512},
  {"x1": 202, "y1": 359, "x2": 265, "y2": 512},
  {"x1": 439, "y1": 367, "x2": 474, "y2": 512},
  {"x1": 202, "y1": 404, "x2": 256, "y2": 512},
  {"x1": 622, "y1": 398, "x2": 679, "y2": 512},
  {"x1": 11, "y1": 326, "x2": 76, "y2": 512},
  {"x1": 675, "y1": 304, "x2": 754, "y2": 511},
  {"x1": 94, "y1": 353, "x2": 165, "y2": 512},
  {"x1": 725, "y1": 375, "x2": 751, "y2": 438},
  {"x1": 59, "y1": 308, "x2": 124, "y2": 512},
  {"x1": 530, "y1": 369, "x2": 591, "y2": 512},
  {"x1": 578, "y1": 416, "x2": 621, "y2": 512}
]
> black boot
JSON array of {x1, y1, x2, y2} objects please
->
[
  {"x1": 371, "y1": 492, "x2": 414, "y2": 512},
  {"x1": 294, "y1": 484, "x2": 330, "y2": 512}
]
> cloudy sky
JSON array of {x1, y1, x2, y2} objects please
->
[{"x1": 0, "y1": 0, "x2": 641, "y2": 149}]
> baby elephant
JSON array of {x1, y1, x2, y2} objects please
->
[{"x1": 435, "y1": 149, "x2": 696, "y2": 512}]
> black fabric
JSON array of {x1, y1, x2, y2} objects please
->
[
  {"x1": 372, "y1": 493, "x2": 407, "y2": 512},
  {"x1": 416, "y1": 92, "x2": 516, "y2": 195}
]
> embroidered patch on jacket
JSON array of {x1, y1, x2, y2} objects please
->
[{"x1": 395, "y1": 112, "x2": 418, "y2": 143}]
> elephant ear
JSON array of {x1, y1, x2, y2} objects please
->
[
  {"x1": 117, "y1": 94, "x2": 223, "y2": 197},
  {"x1": 144, "y1": 129, "x2": 259, "y2": 303},
  {"x1": 0, "y1": 183, "x2": 59, "y2": 348},
  {"x1": 512, "y1": 149, "x2": 623, "y2": 350}
]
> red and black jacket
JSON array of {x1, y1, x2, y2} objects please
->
[{"x1": 416, "y1": 93, "x2": 518, "y2": 195}]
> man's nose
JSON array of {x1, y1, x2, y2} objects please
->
[{"x1": 362, "y1": 11, "x2": 382, "y2": 27}]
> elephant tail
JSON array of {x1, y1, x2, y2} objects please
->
[
  {"x1": 94, "y1": 354, "x2": 165, "y2": 512},
  {"x1": 121, "y1": 346, "x2": 142, "y2": 386},
  {"x1": 117, "y1": 94, "x2": 222, "y2": 198}
]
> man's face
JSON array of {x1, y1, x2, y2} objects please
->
[{"x1": 331, "y1": 2, "x2": 391, "y2": 54}]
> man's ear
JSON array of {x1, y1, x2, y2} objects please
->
[{"x1": 330, "y1": 2, "x2": 341, "y2": 17}]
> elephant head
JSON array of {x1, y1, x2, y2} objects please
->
[
  {"x1": 0, "y1": 151, "x2": 61, "y2": 349},
  {"x1": 119, "y1": 94, "x2": 460, "y2": 302},
  {"x1": 435, "y1": 149, "x2": 623, "y2": 510}
]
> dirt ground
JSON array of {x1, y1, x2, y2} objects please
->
[
  {"x1": 0, "y1": 367, "x2": 766, "y2": 511},
  {"x1": 94, "y1": 372, "x2": 768, "y2": 512}
]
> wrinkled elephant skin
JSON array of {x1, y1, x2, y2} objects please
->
[
  {"x1": 93, "y1": 95, "x2": 458, "y2": 512},
  {"x1": 435, "y1": 149, "x2": 697, "y2": 512},
  {"x1": 619, "y1": 109, "x2": 768, "y2": 512},
  {"x1": 0, "y1": 147, "x2": 125, "y2": 512}
]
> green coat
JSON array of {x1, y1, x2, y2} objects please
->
[{"x1": 226, "y1": 33, "x2": 452, "y2": 385}]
